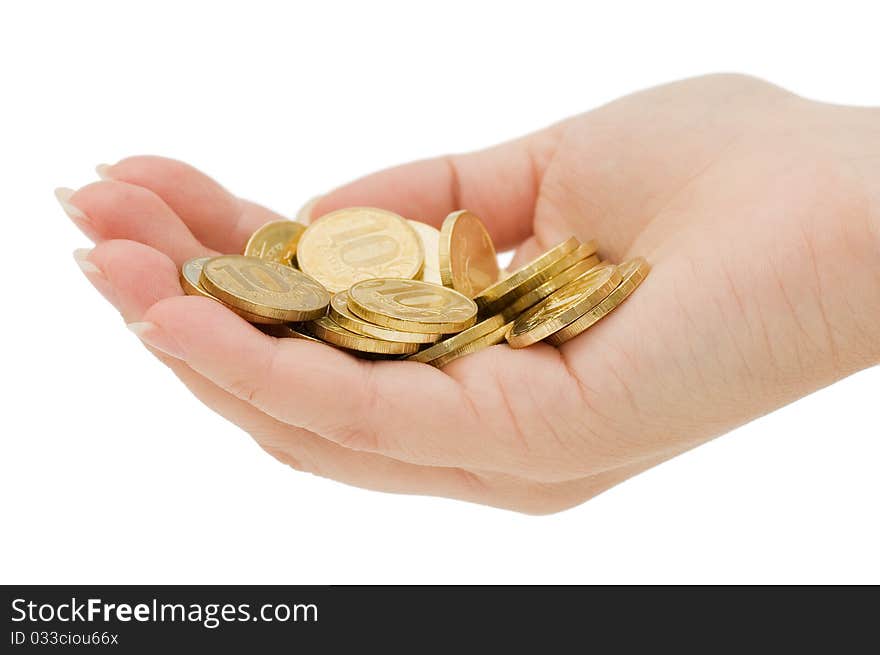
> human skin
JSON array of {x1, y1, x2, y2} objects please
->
[{"x1": 57, "y1": 74, "x2": 880, "y2": 513}]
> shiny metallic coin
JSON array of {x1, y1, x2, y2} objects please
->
[
  {"x1": 438, "y1": 210, "x2": 499, "y2": 298},
  {"x1": 330, "y1": 291, "x2": 442, "y2": 344},
  {"x1": 180, "y1": 256, "x2": 283, "y2": 325},
  {"x1": 507, "y1": 264, "x2": 622, "y2": 348},
  {"x1": 308, "y1": 316, "x2": 420, "y2": 355},
  {"x1": 474, "y1": 237, "x2": 592, "y2": 315},
  {"x1": 244, "y1": 220, "x2": 305, "y2": 266},
  {"x1": 200, "y1": 255, "x2": 330, "y2": 322},
  {"x1": 408, "y1": 220, "x2": 443, "y2": 285},
  {"x1": 296, "y1": 207, "x2": 424, "y2": 293},
  {"x1": 545, "y1": 258, "x2": 650, "y2": 346},
  {"x1": 347, "y1": 278, "x2": 478, "y2": 334},
  {"x1": 408, "y1": 313, "x2": 508, "y2": 364}
]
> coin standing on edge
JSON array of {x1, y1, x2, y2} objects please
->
[
  {"x1": 200, "y1": 255, "x2": 330, "y2": 322},
  {"x1": 180, "y1": 256, "x2": 283, "y2": 325},
  {"x1": 545, "y1": 258, "x2": 650, "y2": 346},
  {"x1": 408, "y1": 220, "x2": 443, "y2": 285},
  {"x1": 296, "y1": 207, "x2": 424, "y2": 293},
  {"x1": 347, "y1": 278, "x2": 478, "y2": 334},
  {"x1": 244, "y1": 220, "x2": 306, "y2": 266},
  {"x1": 507, "y1": 264, "x2": 622, "y2": 348},
  {"x1": 438, "y1": 210, "x2": 499, "y2": 298}
]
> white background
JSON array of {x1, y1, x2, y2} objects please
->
[{"x1": 1, "y1": 1, "x2": 877, "y2": 584}]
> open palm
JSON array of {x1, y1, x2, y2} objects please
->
[{"x1": 62, "y1": 74, "x2": 880, "y2": 513}]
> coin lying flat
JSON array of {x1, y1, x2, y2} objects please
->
[
  {"x1": 200, "y1": 255, "x2": 330, "y2": 322},
  {"x1": 507, "y1": 264, "x2": 622, "y2": 348},
  {"x1": 546, "y1": 258, "x2": 650, "y2": 346},
  {"x1": 258, "y1": 323, "x2": 326, "y2": 343},
  {"x1": 474, "y1": 237, "x2": 590, "y2": 316},
  {"x1": 347, "y1": 278, "x2": 478, "y2": 334},
  {"x1": 408, "y1": 313, "x2": 508, "y2": 364},
  {"x1": 408, "y1": 220, "x2": 443, "y2": 285},
  {"x1": 426, "y1": 321, "x2": 513, "y2": 368},
  {"x1": 438, "y1": 210, "x2": 499, "y2": 298},
  {"x1": 501, "y1": 251, "x2": 601, "y2": 321},
  {"x1": 173, "y1": 208, "x2": 652, "y2": 368},
  {"x1": 244, "y1": 220, "x2": 306, "y2": 266},
  {"x1": 180, "y1": 256, "x2": 283, "y2": 325},
  {"x1": 296, "y1": 207, "x2": 424, "y2": 293},
  {"x1": 308, "y1": 316, "x2": 420, "y2": 355},
  {"x1": 329, "y1": 291, "x2": 442, "y2": 344}
]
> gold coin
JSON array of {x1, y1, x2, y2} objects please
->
[
  {"x1": 474, "y1": 237, "x2": 591, "y2": 315},
  {"x1": 408, "y1": 220, "x2": 442, "y2": 284},
  {"x1": 308, "y1": 316, "x2": 420, "y2": 355},
  {"x1": 258, "y1": 323, "x2": 325, "y2": 343},
  {"x1": 438, "y1": 210, "x2": 499, "y2": 298},
  {"x1": 500, "y1": 251, "x2": 601, "y2": 321},
  {"x1": 546, "y1": 258, "x2": 650, "y2": 346},
  {"x1": 507, "y1": 264, "x2": 622, "y2": 348},
  {"x1": 296, "y1": 207, "x2": 424, "y2": 293},
  {"x1": 426, "y1": 321, "x2": 512, "y2": 368},
  {"x1": 408, "y1": 313, "x2": 508, "y2": 364},
  {"x1": 180, "y1": 256, "x2": 283, "y2": 325},
  {"x1": 329, "y1": 291, "x2": 441, "y2": 344},
  {"x1": 347, "y1": 278, "x2": 478, "y2": 334},
  {"x1": 244, "y1": 220, "x2": 305, "y2": 266},
  {"x1": 200, "y1": 255, "x2": 330, "y2": 322}
]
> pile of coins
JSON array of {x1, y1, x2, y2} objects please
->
[{"x1": 180, "y1": 207, "x2": 649, "y2": 367}]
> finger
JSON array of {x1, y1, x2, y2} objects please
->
[
  {"x1": 130, "y1": 294, "x2": 597, "y2": 479},
  {"x1": 78, "y1": 242, "x2": 671, "y2": 511},
  {"x1": 78, "y1": 240, "x2": 563, "y2": 506},
  {"x1": 57, "y1": 181, "x2": 211, "y2": 265},
  {"x1": 309, "y1": 124, "x2": 566, "y2": 251},
  {"x1": 98, "y1": 156, "x2": 285, "y2": 253}
]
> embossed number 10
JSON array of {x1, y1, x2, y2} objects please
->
[{"x1": 215, "y1": 263, "x2": 290, "y2": 293}]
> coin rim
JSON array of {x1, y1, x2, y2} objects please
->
[
  {"x1": 347, "y1": 278, "x2": 478, "y2": 334},
  {"x1": 308, "y1": 316, "x2": 420, "y2": 354},
  {"x1": 200, "y1": 255, "x2": 330, "y2": 322},
  {"x1": 407, "y1": 313, "x2": 508, "y2": 363},
  {"x1": 329, "y1": 291, "x2": 442, "y2": 344},
  {"x1": 243, "y1": 220, "x2": 306, "y2": 265},
  {"x1": 408, "y1": 219, "x2": 442, "y2": 285},
  {"x1": 500, "y1": 253, "x2": 601, "y2": 321},
  {"x1": 258, "y1": 323, "x2": 326, "y2": 342},
  {"x1": 506, "y1": 264, "x2": 622, "y2": 348},
  {"x1": 425, "y1": 321, "x2": 513, "y2": 368},
  {"x1": 475, "y1": 237, "x2": 591, "y2": 315},
  {"x1": 180, "y1": 256, "x2": 284, "y2": 325},
  {"x1": 545, "y1": 258, "x2": 650, "y2": 346},
  {"x1": 438, "y1": 210, "x2": 500, "y2": 298}
]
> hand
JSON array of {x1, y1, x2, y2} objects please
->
[{"x1": 59, "y1": 74, "x2": 880, "y2": 513}]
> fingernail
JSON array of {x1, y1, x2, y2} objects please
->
[
  {"x1": 73, "y1": 248, "x2": 119, "y2": 306},
  {"x1": 95, "y1": 163, "x2": 112, "y2": 179},
  {"x1": 73, "y1": 247, "x2": 99, "y2": 274},
  {"x1": 55, "y1": 187, "x2": 86, "y2": 220},
  {"x1": 295, "y1": 195, "x2": 322, "y2": 224},
  {"x1": 55, "y1": 187, "x2": 98, "y2": 240},
  {"x1": 127, "y1": 321, "x2": 187, "y2": 360}
]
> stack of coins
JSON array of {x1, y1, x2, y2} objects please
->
[{"x1": 180, "y1": 206, "x2": 650, "y2": 367}]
